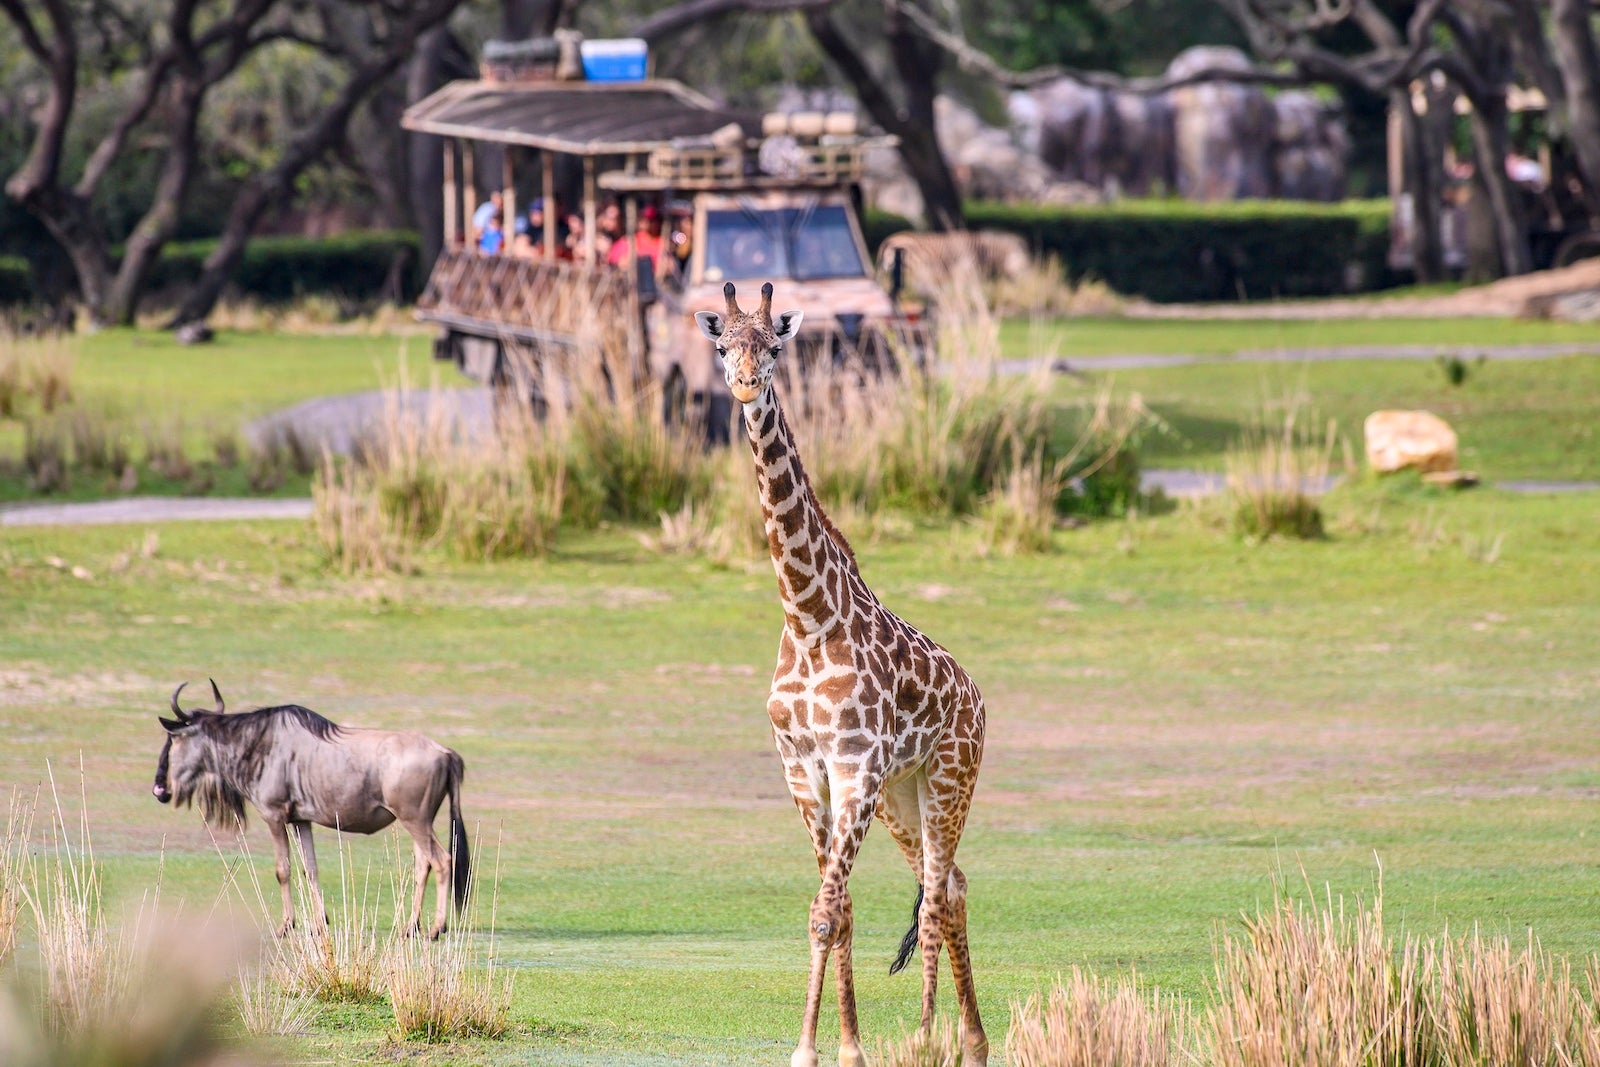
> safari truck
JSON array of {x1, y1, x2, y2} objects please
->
[{"x1": 400, "y1": 40, "x2": 925, "y2": 432}]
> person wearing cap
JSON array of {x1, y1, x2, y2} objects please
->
[{"x1": 606, "y1": 202, "x2": 666, "y2": 270}]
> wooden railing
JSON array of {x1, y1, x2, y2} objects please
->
[{"x1": 416, "y1": 250, "x2": 633, "y2": 348}]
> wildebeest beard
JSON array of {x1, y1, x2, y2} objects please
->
[{"x1": 173, "y1": 769, "x2": 248, "y2": 829}]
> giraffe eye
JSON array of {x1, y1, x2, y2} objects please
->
[
  {"x1": 769, "y1": 345, "x2": 781, "y2": 356},
  {"x1": 716, "y1": 347, "x2": 727, "y2": 358}
]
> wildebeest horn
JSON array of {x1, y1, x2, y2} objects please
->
[
  {"x1": 170, "y1": 682, "x2": 192, "y2": 722},
  {"x1": 723, "y1": 281, "x2": 742, "y2": 317},
  {"x1": 759, "y1": 282, "x2": 773, "y2": 322},
  {"x1": 158, "y1": 716, "x2": 186, "y2": 733},
  {"x1": 208, "y1": 678, "x2": 225, "y2": 714}
]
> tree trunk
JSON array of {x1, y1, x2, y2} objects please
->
[
  {"x1": 1394, "y1": 89, "x2": 1443, "y2": 283},
  {"x1": 1466, "y1": 95, "x2": 1532, "y2": 276},
  {"x1": 407, "y1": 26, "x2": 452, "y2": 271},
  {"x1": 101, "y1": 82, "x2": 205, "y2": 325},
  {"x1": 805, "y1": 5, "x2": 964, "y2": 231},
  {"x1": 173, "y1": 0, "x2": 462, "y2": 326},
  {"x1": 1550, "y1": 0, "x2": 1600, "y2": 196},
  {"x1": 883, "y1": 1, "x2": 962, "y2": 230}
]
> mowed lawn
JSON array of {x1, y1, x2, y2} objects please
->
[
  {"x1": 1019, "y1": 318, "x2": 1600, "y2": 481},
  {"x1": 3, "y1": 479, "x2": 1598, "y2": 1064}
]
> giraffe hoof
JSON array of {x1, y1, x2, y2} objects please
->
[
  {"x1": 790, "y1": 1045, "x2": 819, "y2": 1067},
  {"x1": 838, "y1": 1041, "x2": 867, "y2": 1067}
]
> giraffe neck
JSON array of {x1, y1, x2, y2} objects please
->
[{"x1": 742, "y1": 387, "x2": 857, "y2": 641}]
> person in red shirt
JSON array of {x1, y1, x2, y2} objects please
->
[{"x1": 606, "y1": 203, "x2": 665, "y2": 270}]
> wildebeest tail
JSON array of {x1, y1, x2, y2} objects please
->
[
  {"x1": 890, "y1": 882, "x2": 924, "y2": 975},
  {"x1": 447, "y1": 751, "x2": 471, "y2": 910}
]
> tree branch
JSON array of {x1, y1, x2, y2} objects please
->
[
  {"x1": 0, "y1": 0, "x2": 55, "y2": 63},
  {"x1": 895, "y1": 0, "x2": 1306, "y2": 93},
  {"x1": 632, "y1": 0, "x2": 834, "y2": 45}
]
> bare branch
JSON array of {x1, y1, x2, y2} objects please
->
[
  {"x1": 896, "y1": 1, "x2": 1304, "y2": 93},
  {"x1": 631, "y1": 0, "x2": 834, "y2": 45},
  {"x1": 0, "y1": 0, "x2": 55, "y2": 62}
]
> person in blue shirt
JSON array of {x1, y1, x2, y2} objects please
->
[
  {"x1": 478, "y1": 212, "x2": 505, "y2": 255},
  {"x1": 471, "y1": 190, "x2": 503, "y2": 245}
]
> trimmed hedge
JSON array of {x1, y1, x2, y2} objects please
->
[
  {"x1": 0, "y1": 255, "x2": 33, "y2": 304},
  {"x1": 150, "y1": 230, "x2": 422, "y2": 304},
  {"x1": 870, "y1": 200, "x2": 1393, "y2": 303}
]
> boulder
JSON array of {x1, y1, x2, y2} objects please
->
[{"x1": 1364, "y1": 410, "x2": 1459, "y2": 474}]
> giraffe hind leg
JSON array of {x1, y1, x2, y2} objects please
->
[
  {"x1": 879, "y1": 776, "x2": 925, "y2": 976},
  {"x1": 920, "y1": 764, "x2": 987, "y2": 1065}
]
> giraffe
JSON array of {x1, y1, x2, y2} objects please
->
[{"x1": 695, "y1": 282, "x2": 988, "y2": 1067}]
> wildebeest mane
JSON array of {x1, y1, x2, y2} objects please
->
[
  {"x1": 206, "y1": 703, "x2": 344, "y2": 744},
  {"x1": 176, "y1": 705, "x2": 342, "y2": 829}
]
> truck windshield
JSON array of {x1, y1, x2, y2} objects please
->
[{"x1": 703, "y1": 204, "x2": 866, "y2": 282}]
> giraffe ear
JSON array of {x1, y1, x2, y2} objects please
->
[
  {"x1": 774, "y1": 310, "x2": 803, "y2": 343},
  {"x1": 695, "y1": 311, "x2": 725, "y2": 340}
]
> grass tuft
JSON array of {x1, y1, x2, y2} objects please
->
[
  {"x1": 1008, "y1": 967, "x2": 1187, "y2": 1067},
  {"x1": 873, "y1": 1018, "x2": 964, "y2": 1067},
  {"x1": 1225, "y1": 399, "x2": 1338, "y2": 541}
]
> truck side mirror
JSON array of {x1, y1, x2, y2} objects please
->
[{"x1": 889, "y1": 247, "x2": 905, "y2": 304}]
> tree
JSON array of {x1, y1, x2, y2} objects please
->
[
  {"x1": 0, "y1": 0, "x2": 292, "y2": 325},
  {"x1": 171, "y1": 0, "x2": 463, "y2": 326}
]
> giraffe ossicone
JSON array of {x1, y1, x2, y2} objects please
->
[{"x1": 697, "y1": 282, "x2": 989, "y2": 1067}]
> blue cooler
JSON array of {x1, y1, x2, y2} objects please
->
[{"x1": 581, "y1": 38, "x2": 648, "y2": 82}]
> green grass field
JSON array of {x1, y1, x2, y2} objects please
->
[{"x1": 3, "y1": 474, "x2": 1598, "y2": 1063}]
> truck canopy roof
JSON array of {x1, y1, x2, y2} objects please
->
[{"x1": 401, "y1": 79, "x2": 758, "y2": 155}]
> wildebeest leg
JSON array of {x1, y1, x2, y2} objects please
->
[
  {"x1": 267, "y1": 818, "x2": 295, "y2": 936},
  {"x1": 404, "y1": 828, "x2": 430, "y2": 937},
  {"x1": 401, "y1": 816, "x2": 451, "y2": 940},
  {"x1": 291, "y1": 821, "x2": 328, "y2": 930}
]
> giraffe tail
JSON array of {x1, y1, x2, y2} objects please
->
[{"x1": 889, "y1": 882, "x2": 924, "y2": 975}]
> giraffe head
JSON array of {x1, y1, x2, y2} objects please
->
[{"x1": 695, "y1": 282, "x2": 803, "y2": 404}]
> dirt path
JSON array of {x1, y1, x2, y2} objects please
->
[{"x1": 0, "y1": 498, "x2": 312, "y2": 527}]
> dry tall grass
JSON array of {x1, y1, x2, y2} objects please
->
[
  {"x1": 312, "y1": 380, "x2": 568, "y2": 573},
  {"x1": 0, "y1": 337, "x2": 74, "y2": 418},
  {"x1": 1008, "y1": 967, "x2": 1188, "y2": 1067},
  {"x1": 1, "y1": 767, "x2": 268, "y2": 1067},
  {"x1": 874, "y1": 1018, "x2": 966, "y2": 1067},
  {"x1": 385, "y1": 829, "x2": 511, "y2": 1042},
  {"x1": 1225, "y1": 399, "x2": 1340, "y2": 541},
  {"x1": 0, "y1": 793, "x2": 33, "y2": 966},
  {"x1": 1205, "y1": 883, "x2": 1432, "y2": 1067}
]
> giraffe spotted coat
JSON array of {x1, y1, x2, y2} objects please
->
[{"x1": 696, "y1": 281, "x2": 989, "y2": 1067}]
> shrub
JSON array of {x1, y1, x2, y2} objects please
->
[
  {"x1": 961, "y1": 198, "x2": 1393, "y2": 303},
  {"x1": 150, "y1": 230, "x2": 422, "y2": 307},
  {"x1": 0, "y1": 254, "x2": 33, "y2": 305}
]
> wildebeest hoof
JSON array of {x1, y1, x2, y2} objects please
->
[{"x1": 428, "y1": 924, "x2": 446, "y2": 941}]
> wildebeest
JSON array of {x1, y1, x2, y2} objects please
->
[{"x1": 153, "y1": 680, "x2": 468, "y2": 939}]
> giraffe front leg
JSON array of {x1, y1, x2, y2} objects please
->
[
  {"x1": 783, "y1": 756, "x2": 831, "y2": 1067},
  {"x1": 798, "y1": 781, "x2": 877, "y2": 1067},
  {"x1": 831, "y1": 890, "x2": 866, "y2": 1067}
]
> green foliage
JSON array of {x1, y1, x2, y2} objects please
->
[
  {"x1": 149, "y1": 231, "x2": 422, "y2": 305},
  {"x1": 964, "y1": 199, "x2": 1394, "y2": 302},
  {"x1": 862, "y1": 210, "x2": 915, "y2": 258},
  {"x1": 0, "y1": 255, "x2": 33, "y2": 305}
]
